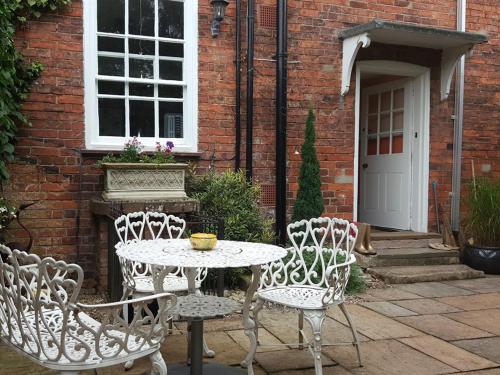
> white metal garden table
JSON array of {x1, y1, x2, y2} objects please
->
[{"x1": 116, "y1": 238, "x2": 287, "y2": 375}]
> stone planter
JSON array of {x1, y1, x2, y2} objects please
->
[{"x1": 101, "y1": 162, "x2": 188, "y2": 201}]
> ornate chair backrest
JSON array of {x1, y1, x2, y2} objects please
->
[
  {"x1": 126, "y1": 211, "x2": 146, "y2": 240},
  {"x1": 260, "y1": 217, "x2": 358, "y2": 292},
  {"x1": 145, "y1": 211, "x2": 168, "y2": 239},
  {"x1": 114, "y1": 214, "x2": 128, "y2": 244},
  {"x1": 165, "y1": 214, "x2": 186, "y2": 239}
]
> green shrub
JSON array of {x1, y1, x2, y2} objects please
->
[
  {"x1": 466, "y1": 178, "x2": 500, "y2": 247},
  {"x1": 0, "y1": 0, "x2": 71, "y2": 181},
  {"x1": 292, "y1": 107, "x2": 324, "y2": 222}
]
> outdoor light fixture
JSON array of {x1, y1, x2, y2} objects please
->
[{"x1": 210, "y1": 0, "x2": 229, "y2": 37}]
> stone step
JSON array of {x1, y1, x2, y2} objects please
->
[
  {"x1": 366, "y1": 264, "x2": 484, "y2": 284},
  {"x1": 356, "y1": 246, "x2": 460, "y2": 268},
  {"x1": 371, "y1": 231, "x2": 442, "y2": 241}
]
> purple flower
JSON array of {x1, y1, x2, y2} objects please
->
[{"x1": 166, "y1": 141, "x2": 174, "y2": 150}]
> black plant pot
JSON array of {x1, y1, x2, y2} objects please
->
[{"x1": 462, "y1": 244, "x2": 500, "y2": 275}]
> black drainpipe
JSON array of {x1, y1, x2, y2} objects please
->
[
  {"x1": 276, "y1": 0, "x2": 288, "y2": 244},
  {"x1": 245, "y1": 0, "x2": 255, "y2": 180},
  {"x1": 234, "y1": 0, "x2": 241, "y2": 171}
]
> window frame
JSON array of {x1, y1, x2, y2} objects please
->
[{"x1": 83, "y1": 0, "x2": 198, "y2": 152}]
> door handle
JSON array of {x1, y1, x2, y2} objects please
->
[{"x1": 362, "y1": 163, "x2": 368, "y2": 169}]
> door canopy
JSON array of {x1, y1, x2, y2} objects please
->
[{"x1": 339, "y1": 20, "x2": 487, "y2": 100}]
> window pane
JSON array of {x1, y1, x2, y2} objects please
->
[
  {"x1": 130, "y1": 58, "x2": 154, "y2": 79},
  {"x1": 98, "y1": 0, "x2": 125, "y2": 34},
  {"x1": 368, "y1": 94, "x2": 378, "y2": 114},
  {"x1": 98, "y1": 37, "x2": 124, "y2": 53},
  {"x1": 367, "y1": 115, "x2": 377, "y2": 134},
  {"x1": 98, "y1": 81, "x2": 125, "y2": 95},
  {"x1": 380, "y1": 113, "x2": 390, "y2": 133},
  {"x1": 367, "y1": 138, "x2": 377, "y2": 156},
  {"x1": 381, "y1": 91, "x2": 391, "y2": 111},
  {"x1": 98, "y1": 56, "x2": 124, "y2": 76},
  {"x1": 159, "y1": 42, "x2": 184, "y2": 58},
  {"x1": 159, "y1": 0, "x2": 184, "y2": 39},
  {"x1": 159, "y1": 60, "x2": 182, "y2": 80},
  {"x1": 129, "y1": 0, "x2": 155, "y2": 36},
  {"x1": 129, "y1": 83, "x2": 154, "y2": 97},
  {"x1": 393, "y1": 111, "x2": 404, "y2": 131},
  {"x1": 393, "y1": 88, "x2": 404, "y2": 109},
  {"x1": 99, "y1": 99, "x2": 125, "y2": 136},
  {"x1": 392, "y1": 134, "x2": 404, "y2": 154},
  {"x1": 379, "y1": 136, "x2": 390, "y2": 155},
  {"x1": 129, "y1": 39, "x2": 155, "y2": 56},
  {"x1": 159, "y1": 102, "x2": 183, "y2": 138},
  {"x1": 130, "y1": 101, "x2": 155, "y2": 137},
  {"x1": 159, "y1": 85, "x2": 183, "y2": 98}
]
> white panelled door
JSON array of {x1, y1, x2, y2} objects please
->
[{"x1": 359, "y1": 79, "x2": 414, "y2": 230}]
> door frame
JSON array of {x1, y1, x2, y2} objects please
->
[{"x1": 353, "y1": 60, "x2": 431, "y2": 232}]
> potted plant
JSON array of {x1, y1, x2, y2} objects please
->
[
  {"x1": 100, "y1": 137, "x2": 188, "y2": 201},
  {"x1": 462, "y1": 178, "x2": 500, "y2": 274}
]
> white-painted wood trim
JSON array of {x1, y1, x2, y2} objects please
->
[
  {"x1": 354, "y1": 60, "x2": 430, "y2": 232},
  {"x1": 440, "y1": 45, "x2": 472, "y2": 101},
  {"x1": 82, "y1": 0, "x2": 198, "y2": 153},
  {"x1": 341, "y1": 33, "x2": 371, "y2": 96}
]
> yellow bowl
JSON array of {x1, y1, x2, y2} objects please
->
[{"x1": 189, "y1": 233, "x2": 217, "y2": 251}]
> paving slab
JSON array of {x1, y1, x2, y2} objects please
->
[
  {"x1": 443, "y1": 277, "x2": 500, "y2": 293},
  {"x1": 274, "y1": 365, "x2": 354, "y2": 375},
  {"x1": 453, "y1": 369, "x2": 500, "y2": 375},
  {"x1": 445, "y1": 309, "x2": 500, "y2": 335},
  {"x1": 328, "y1": 304, "x2": 422, "y2": 340},
  {"x1": 361, "y1": 301, "x2": 418, "y2": 317},
  {"x1": 392, "y1": 298, "x2": 462, "y2": 314},
  {"x1": 453, "y1": 337, "x2": 500, "y2": 364},
  {"x1": 365, "y1": 287, "x2": 423, "y2": 301},
  {"x1": 399, "y1": 335, "x2": 498, "y2": 371},
  {"x1": 204, "y1": 331, "x2": 248, "y2": 366},
  {"x1": 437, "y1": 293, "x2": 500, "y2": 311},
  {"x1": 396, "y1": 314, "x2": 495, "y2": 341},
  {"x1": 396, "y1": 282, "x2": 475, "y2": 298},
  {"x1": 0, "y1": 345, "x2": 58, "y2": 375},
  {"x1": 256, "y1": 349, "x2": 334, "y2": 373},
  {"x1": 324, "y1": 339, "x2": 456, "y2": 375},
  {"x1": 228, "y1": 327, "x2": 284, "y2": 353}
]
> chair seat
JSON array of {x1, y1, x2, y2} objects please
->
[
  {"x1": 133, "y1": 275, "x2": 202, "y2": 294},
  {"x1": 1, "y1": 308, "x2": 156, "y2": 370},
  {"x1": 257, "y1": 285, "x2": 342, "y2": 310}
]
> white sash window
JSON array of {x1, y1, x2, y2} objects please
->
[{"x1": 83, "y1": 0, "x2": 198, "y2": 152}]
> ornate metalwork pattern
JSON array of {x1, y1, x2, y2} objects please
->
[
  {"x1": 248, "y1": 217, "x2": 363, "y2": 375},
  {"x1": 170, "y1": 295, "x2": 241, "y2": 319},
  {"x1": 0, "y1": 245, "x2": 175, "y2": 373},
  {"x1": 116, "y1": 239, "x2": 288, "y2": 269}
]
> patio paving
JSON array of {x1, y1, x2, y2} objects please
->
[{"x1": 1, "y1": 277, "x2": 500, "y2": 374}]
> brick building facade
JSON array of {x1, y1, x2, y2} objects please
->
[{"x1": 3, "y1": 0, "x2": 499, "y2": 283}]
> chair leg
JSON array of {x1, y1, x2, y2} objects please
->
[
  {"x1": 298, "y1": 310, "x2": 304, "y2": 349},
  {"x1": 150, "y1": 349, "x2": 168, "y2": 375},
  {"x1": 60, "y1": 372, "x2": 79, "y2": 375},
  {"x1": 203, "y1": 337, "x2": 215, "y2": 358},
  {"x1": 339, "y1": 303, "x2": 363, "y2": 367},
  {"x1": 303, "y1": 310, "x2": 326, "y2": 375}
]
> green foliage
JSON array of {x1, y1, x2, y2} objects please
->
[
  {"x1": 346, "y1": 263, "x2": 366, "y2": 295},
  {"x1": 466, "y1": 178, "x2": 500, "y2": 247},
  {"x1": 0, "y1": 197, "x2": 17, "y2": 230},
  {"x1": 191, "y1": 170, "x2": 274, "y2": 244},
  {"x1": 292, "y1": 107, "x2": 324, "y2": 222},
  {"x1": 99, "y1": 138, "x2": 176, "y2": 165},
  {"x1": 0, "y1": 0, "x2": 71, "y2": 181}
]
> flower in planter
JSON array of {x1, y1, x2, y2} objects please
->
[
  {"x1": 0, "y1": 198, "x2": 16, "y2": 230},
  {"x1": 100, "y1": 138, "x2": 176, "y2": 164}
]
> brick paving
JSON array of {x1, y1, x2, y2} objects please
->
[{"x1": 1, "y1": 277, "x2": 500, "y2": 374}]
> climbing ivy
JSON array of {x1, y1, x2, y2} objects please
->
[{"x1": 0, "y1": 0, "x2": 71, "y2": 181}]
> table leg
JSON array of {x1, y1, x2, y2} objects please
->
[
  {"x1": 240, "y1": 265, "x2": 261, "y2": 375},
  {"x1": 190, "y1": 318, "x2": 204, "y2": 375}
]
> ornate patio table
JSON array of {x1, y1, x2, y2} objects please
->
[{"x1": 116, "y1": 238, "x2": 287, "y2": 375}]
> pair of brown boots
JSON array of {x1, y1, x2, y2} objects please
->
[{"x1": 354, "y1": 222, "x2": 376, "y2": 255}]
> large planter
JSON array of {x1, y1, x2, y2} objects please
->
[
  {"x1": 102, "y1": 162, "x2": 188, "y2": 201},
  {"x1": 462, "y1": 244, "x2": 500, "y2": 275}
]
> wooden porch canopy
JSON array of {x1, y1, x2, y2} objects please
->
[{"x1": 339, "y1": 20, "x2": 488, "y2": 100}]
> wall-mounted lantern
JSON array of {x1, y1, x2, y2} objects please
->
[{"x1": 210, "y1": 0, "x2": 229, "y2": 37}]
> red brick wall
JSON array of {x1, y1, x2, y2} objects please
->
[{"x1": 4, "y1": 0, "x2": 499, "y2": 281}]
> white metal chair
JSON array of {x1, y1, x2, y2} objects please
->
[
  {"x1": 0, "y1": 244, "x2": 176, "y2": 375},
  {"x1": 114, "y1": 211, "x2": 214, "y2": 358},
  {"x1": 251, "y1": 217, "x2": 363, "y2": 375}
]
